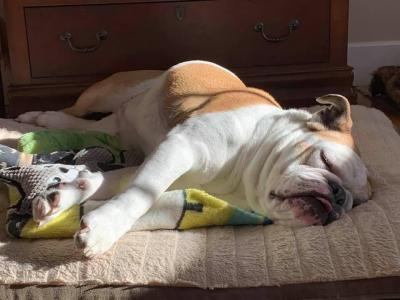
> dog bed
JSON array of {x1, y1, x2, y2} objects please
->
[{"x1": 0, "y1": 105, "x2": 400, "y2": 299}]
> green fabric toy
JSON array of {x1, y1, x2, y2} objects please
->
[
  {"x1": 0, "y1": 129, "x2": 142, "y2": 171},
  {"x1": 19, "y1": 129, "x2": 122, "y2": 156}
]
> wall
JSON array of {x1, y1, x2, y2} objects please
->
[{"x1": 348, "y1": 0, "x2": 400, "y2": 86}]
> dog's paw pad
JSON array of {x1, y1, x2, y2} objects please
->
[
  {"x1": 32, "y1": 196, "x2": 47, "y2": 220},
  {"x1": 77, "y1": 179, "x2": 89, "y2": 190},
  {"x1": 46, "y1": 191, "x2": 61, "y2": 208}
]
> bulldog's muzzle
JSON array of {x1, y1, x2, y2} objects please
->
[{"x1": 288, "y1": 181, "x2": 349, "y2": 226}]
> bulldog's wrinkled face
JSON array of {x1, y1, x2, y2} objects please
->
[
  {"x1": 265, "y1": 95, "x2": 372, "y2": 227},
  {"x1": 32, "y1": 166, "x2": 103, "y2": 226}
]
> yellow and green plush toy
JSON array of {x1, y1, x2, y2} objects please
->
[
  {"x1": 0, "y1": 129, "x2": 271, "y2": 239},
  {"x1": 2, "y1": 164, "x2": 85, "y2": 239}
]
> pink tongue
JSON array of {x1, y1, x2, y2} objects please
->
[{"x1": 316, "y1": 197, "x2": 333, "y2": 212}]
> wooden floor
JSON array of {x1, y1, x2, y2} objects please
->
[{"x1": 371, "y1": 96, "x2": 400, "y2": 129}]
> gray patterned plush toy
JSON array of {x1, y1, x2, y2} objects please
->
[
  {"x1": 0, "y1": 164, "x2": 94, "y2": 238},
  {"x1": 0, "y1": 142, "x2": 140, "y2": 238}
]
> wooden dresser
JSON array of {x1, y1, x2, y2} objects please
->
[{"x1": 0, "y1": 0, "x2": 353, "y2": 117}]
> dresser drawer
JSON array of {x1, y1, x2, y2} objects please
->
[{"x1": 25, "y1": 0, "x2": 330, "y2": 78}]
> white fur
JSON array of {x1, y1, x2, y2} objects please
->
[{"x1": 17, "y1": 61, "x2": 370, "y2": 256}]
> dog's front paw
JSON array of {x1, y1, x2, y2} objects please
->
[
  {"x1": 74, "y1": 212, "x2": 121, "y2": 258},
  {"x1": 16, "y1": 111, "x2": 43, "y2": 124}
]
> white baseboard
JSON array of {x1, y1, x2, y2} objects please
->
[{"x1": 348, "y1": 41, "x2": 400, "y2": 87}]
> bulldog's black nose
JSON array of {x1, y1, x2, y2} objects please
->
[{"x1": 329, "y1": 181, "x2": 346, "y2": 206}]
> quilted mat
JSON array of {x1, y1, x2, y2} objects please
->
[{"x1": 0, "y1": 106, "x2": 399, "y2": 289}]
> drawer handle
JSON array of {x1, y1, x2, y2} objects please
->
[
  {"x1": 175, "y1": 4, "x2": 185, "y2": 22},
  {"x1": 254, "y1": 19, "x2": 300, "y2": 43},
  {"x1": 59, "y1": 30, "x2": 108, "y2": 53}
]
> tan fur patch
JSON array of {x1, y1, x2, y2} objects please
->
[
  {"x1": 164, "y1": 63, "x2": 281, "y2": 126},
  {"x1": 316, "y1": 130, "x2": 359, "y2": 153}
]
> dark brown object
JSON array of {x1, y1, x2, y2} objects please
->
[
  {"x1": 2, "y1": 276, "x2": 400, "y2": 299},
  {"x1": 0, "y1": 4, "x2": 6, "y2": 118},
  {"x1": 370, "y1": 66, "x2": 400, "y2": 108},
  {"x1": 1, "y1": 0, "x2": 353, "y2": 117},
  {"x1": 0, "y1": 71, "x2": 5, "y2": 118}
]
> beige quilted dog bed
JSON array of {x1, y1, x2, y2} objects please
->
[{"x1": 0, "y1": 105, "x2": 400, "y2": 298}]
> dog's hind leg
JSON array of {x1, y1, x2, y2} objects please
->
[
  {"x1": 62, "y1": 70, "x2": 163, "y2": 117},
  {"x1": 16, "y1": 70, "x2": 162, "y2": 130},
  {"x1": 17, "y1": 111, "x2": 118, "y2": 135}
]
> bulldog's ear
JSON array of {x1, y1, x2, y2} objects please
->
[{"x1": 307, "y1": 94, "x2": 352, "y2": 132}]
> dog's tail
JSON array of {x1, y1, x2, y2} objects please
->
[{"x1": 63, "y1": 70, "x2": 164, "y2": 117}]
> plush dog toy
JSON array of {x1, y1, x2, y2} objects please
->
[
  {"x1": 0, "y1": 130, "x2": 272, "y2": 239},
  {"x1": 1, "y1": 164, "x2": 89, "y2": 238}
]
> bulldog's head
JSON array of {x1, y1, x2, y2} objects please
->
[{"x1": 264, "y1": 94, "x2": 372, "y2": 227}]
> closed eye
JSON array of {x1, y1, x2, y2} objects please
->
[{"x1": 320, "y1": 150, "x2": 334, "y2": 172}]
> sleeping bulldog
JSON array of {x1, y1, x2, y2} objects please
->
[{"x1": 16, "y1": 61, "x2": 372, "y2": 257}]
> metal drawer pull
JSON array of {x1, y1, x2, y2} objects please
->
[
  {"x1": 175, "y1": 4, "x2": 185, "y2": 22},
  {"x1": 254, "y1": 19, "x2": 300, "y2": 42},
  {"x1": 59, "y1": 30, "x2": 108, "y2": 53}
]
